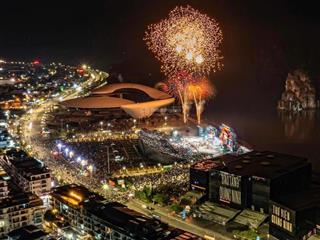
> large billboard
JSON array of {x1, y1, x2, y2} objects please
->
[{"x1": 219, "y1": 172, "x2": 242, "y2": 205}]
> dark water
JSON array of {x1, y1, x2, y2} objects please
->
[{"x1": 205, "y1": 108, "x2": 320, "y2": 172}]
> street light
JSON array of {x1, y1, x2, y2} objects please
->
[{"x1": 88, "y1": 165, "x2": 94, "y2": 176}]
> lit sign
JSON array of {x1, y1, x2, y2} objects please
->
[
  {"x1": 219, "y1": 172, "x2": 242, "y2": 205},
  {"x1": 271, "y1": 204, "x2": 293, "y2": 232},
  {"x1": 221, "y1": 172, "x2": 241, "y2": 188}
]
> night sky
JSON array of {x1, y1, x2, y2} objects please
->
[{"x1": 1, "y1": 0, "x2": 320, "y2": 111}]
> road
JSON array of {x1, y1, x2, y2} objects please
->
[
  {"x1": 127, "y1": 199, "x2": 233, "y2": 240},
  {"x1": 15, "y1": 70, "x2": 125, "y2": 202}
]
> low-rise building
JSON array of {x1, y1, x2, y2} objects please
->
[
  {"x1": 50, "y1": 184, "x2": 200, "y2": 240},
  {"x1": 0, "y1": 167, "x2": 10, "y2": 200},
  {"x1": 0, "y1": 185, "x2": 45, "y2": 237},
  {"x1": 190, "y1": 151, "x2": 311, "y2": 213},
  {"x1": 269, "y1": 186, "x2": 320, "y2": 240},
  {"x1": 7, "y1": 224, "x2": 48, "y2": 240}
]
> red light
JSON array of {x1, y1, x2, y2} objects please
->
[
  {"x1": 77, "y1": 69, "x2": 84, "y2": 74},
  {"x1": 33, "y1": 60, "x2": 40, "y2": 65}
]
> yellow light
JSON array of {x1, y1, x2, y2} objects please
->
[
  {"x1": 0, "y1": 220, "x2": 5, "y2": 227},
  {"x1": 82, "y1": 64, "x2": 87, "y2": 70},
  {"x1": 195, "y1": 55, "x2": 204, "y2": 64},
  {"x1": 61, "y1": 196, "x2": 80, "y2": 206},
  {"x1": 88, "y1": 165, "x2": 93, "y2": 172},
  {"x1": 69, "y1": 191, "x2": 82, "y2": 202}
]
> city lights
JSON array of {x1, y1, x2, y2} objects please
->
[{"x1": 0, "y1": 2, "x2": 317, "y2": 240}]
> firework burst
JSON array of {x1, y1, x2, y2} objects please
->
[
  {"x1": 144, "y1": 5, "x2": 223, "y2": 76},
  {"x1": 187, "y1": 77, "x2": 216, "y2": 124},
  {"x1": 164, "y1": 71, "x2": 195, "y2": 123}
]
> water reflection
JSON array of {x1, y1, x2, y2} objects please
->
[
  {"x1": 279, "y1": 110, "x2": 319, "y2": 142},
  {"x1": 206, "y1": 108, "x2": 320, "y2": 172}
]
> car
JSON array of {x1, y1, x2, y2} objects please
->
[{"x1": 152, "y1": 214, "x2": 161, "y2": 220}]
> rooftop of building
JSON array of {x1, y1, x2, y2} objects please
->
[
  {"x1": 223, "y1": 151, "x2": 309, "y2": 179},
  {"x1": 0, "y1": 182, "x2": 43, "y2": 209},
  {"x1": 8, "y1": 225, "x2": 48, "y2": 240},
  {"x1": 51, "y1": 184, "x2": 106, "y2": 207},
  {"x1": 5, "y1": 149, "x2": 50, "y2": 178},
  {"x1": 165, "y1": 229, "x2": 201, "y2": 240},
  {"x1": 92, "y1": 83, "x2": 172, "y2": 100},
  {"x1": 52, "y1": 184, "x2": 201, "y2": 240},
  {"x1": 86, "y1": 201, "x2": 200, "y2": 239},
  {"x1": 191, "y1": 155, "x2": 239, "y2": 172},
  {"x1": 201, "y1": 151, "x2": 310, "y2": 179},
  {"x1": 61, "y1": 83, "x2": 175, "y2": 119}
]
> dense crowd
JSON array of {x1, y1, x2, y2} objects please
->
[
  {"x1": 64, "y1": 139, "x2": 143, "y2": 178},
  {"x1": 140, "y1": 129, "x2": 209, "y2": 162},
  {"x1": 126, "y1": 164, "x2": 189, "y2": 193}
]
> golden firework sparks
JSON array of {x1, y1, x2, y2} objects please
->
[
  {"x1": 144, "y1": 5, "x2": 223, "y2": 76},
  {"x1": 187, "y1": 76, "x2": 216, "y2": 124}
]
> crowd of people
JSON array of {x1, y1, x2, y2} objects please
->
[
  {"x1": 140, "y1": 129, "x2": 210, "y2": 162},
  {"x1": 60, "y1": 138, "x2": 144, "y2": 178},
  {"x1": 125, "y1": 164, "x2": 189, "y2": 194},
  {"x1": 66, "y1": 130, "x2": 138, "y2": 143}
]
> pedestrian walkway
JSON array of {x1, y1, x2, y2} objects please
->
[
  {"x1": 233, "y1": 209, "x2": 268, "y2": 228},
  {"x1": 195, "y1": 202, "x2": 240, "y2": 225}
]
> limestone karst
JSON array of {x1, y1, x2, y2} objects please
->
[{"x1": 278, "y1": 70, "x2": 318, "y2": 111}]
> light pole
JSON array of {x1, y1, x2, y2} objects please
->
[{"x1": 107, "y1": 145, "x2": 110, "y2": 174}]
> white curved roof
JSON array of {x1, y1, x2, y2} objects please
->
[
  {"x1": 61, "y1": 83, "x2": 175, "y2": 118},
  {"x1": 92, "y1": 83, "x2": 171, "y2": 100},
  {"x1": 121, "y1": 98, "x2": 175, "y2": 119},
  {"x1": 61, "y1": 96, "x2": 134, "y2": 109}
]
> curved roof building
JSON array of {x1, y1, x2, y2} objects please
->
[
  {"x1": 62, "y1": 96, "x2": 135, "y2": 109},
  {"x1": 61, "y1": 83, "x2": 175, "y2": 119},
  {"x1": 92, "y1": 83, "x2": 171, "y2": 100}
]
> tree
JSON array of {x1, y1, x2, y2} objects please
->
[
  {"x1": 135, "y1": 190, "x2": 149, "y2": 202},
  {"x1": 180, "y1": 197, "x2": 192, "y2": 206},
  {"x1": 153, "y1": 193, "x2": 169, "y2": 205},
  {"x1": 144, "y1": 186, "x2": 153, "y2": 199},
  {"x1": 170, "y1": 203, "x2": 184, "y2": 213},
  {"x1": 44, "y1": 210, "x2": 56, "y2": 222}
]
